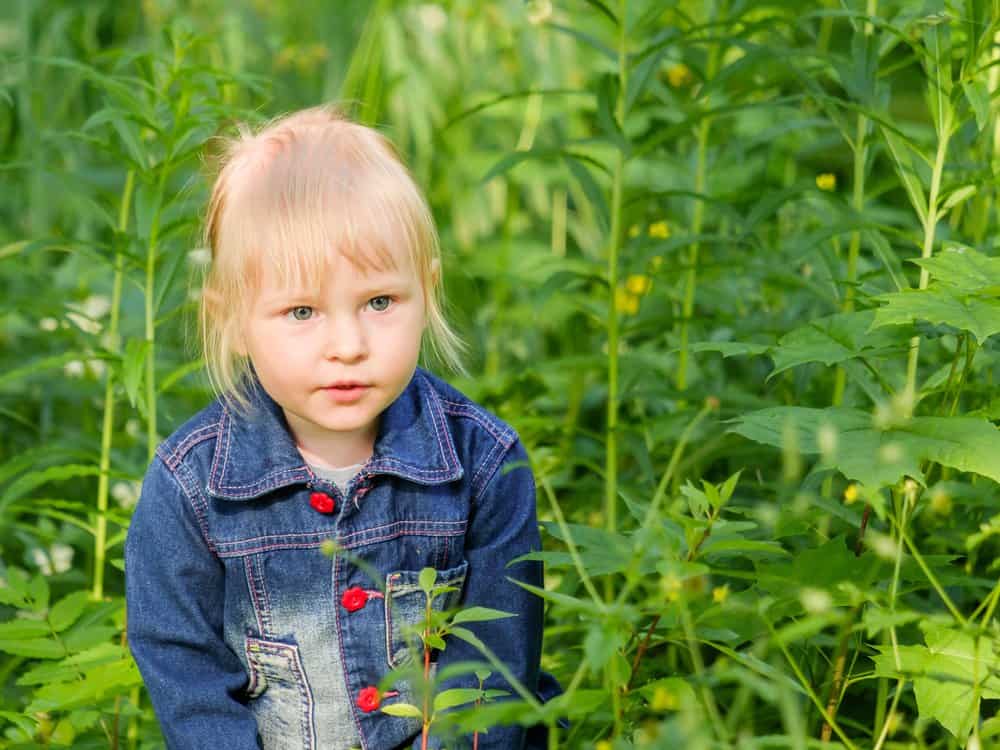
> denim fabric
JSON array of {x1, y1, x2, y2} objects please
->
[{"x1": 125, "y1": 367, "x2": 559, "y2": 749}]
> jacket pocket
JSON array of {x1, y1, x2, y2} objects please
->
[
  {"x1": 244, "y1": 636, "x2": 316, "y2": 750},
  {"x1": 384, "y1": 559, "x2": 469, "y2": 669}
]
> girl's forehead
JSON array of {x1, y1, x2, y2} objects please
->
[{"x1": 252, "y1": 245, "x2": 417, "y2": 292}]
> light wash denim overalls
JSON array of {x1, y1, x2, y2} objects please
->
[{"x1": 125, "y1": 367, "x2": 559, "y2": 749}]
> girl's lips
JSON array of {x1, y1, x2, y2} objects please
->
[{"x1": 323, "y1": 385, "x2": 370, "y2": 403}]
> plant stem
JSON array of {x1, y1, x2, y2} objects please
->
[
  {"x1": 605, "y1": 0, "x2": 628, "y2": 546},
  {"x1": 145, "y1": 172, "x2": 167, "y2": 463},
  {"x1": 422, "y1": 595, "x2": 431, "y2": 750},
  {"x1": 903, "y1": 109, "x2": 952, "y2": 408},
  {"x1": 676, "y1": 0, "x2": 725, "y2": 392},
  {"x1": 93, "y1": 169, "x2": 135, "y2": 602},
  {"x1": 677, "y1": 595, "x2": 729, "y2": 742}
]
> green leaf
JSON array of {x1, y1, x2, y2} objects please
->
[
  {"x1": 418, "y1": 567, "x2": 437, "y2": 594},
  {"x1": 0, "y1": 619, "x2": 50, "y2": 639},
  {"x1": 770, "y1": 311, "x2": 906, "y2": 377},
  {"x1": 940, "y1": 184, "x2": 977, "y2": 213},
  {"x1": 872, "y1": 625, "x2": 1000, "y2": 739},
  {"x1": 691, "y1": 341, "x2": 771, "y2": 358},
  {"x1": 873, "y1": 285, "x2": 1000, "y2": 343},
  {"x1": 910, "y1": 244, "x2": 1000, "y2": 293},
  {"x1": 433, "y1": 688, "x2": 483, "y2": 713},
  {"x1": 451, "y1": 607, "x2": 516, "y2": 625},
  {"x1": 730, "y1": 406, "x2": 1000, "y2": 489},
  {"x1": 0, "y1": 711, "x2": 37, "y2": 736},
  {"x1": 25, "y1": 657, "x2": 142, "y2": 712},
  {"x1": 380, "y1": 702, "x2": 424, "y2": 718},
  {"x1": 122, "y1": 338, "x2": 150, "y2": 409},
  {"x1": 0, "y1": 638, "x2": 65, "y2": 659},
  {"x1": 583, "y1": 622, "x2": 627, "y2": 671},
  {"x1": 880, "y1": 126, "x2": 928, "y2": 225},
  {"x1": 48, "y1": 591, "x2": 90, "y2": 632},
  {"x1": 962, "y1": 79, "x2": 991, "y2": 130}
]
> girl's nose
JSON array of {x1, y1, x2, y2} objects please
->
[{"x1": 323, "y1": 316, "x2": 368, "y2": 361}]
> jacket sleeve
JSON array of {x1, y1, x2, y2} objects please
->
[
  {"x1": 413, "y1": 438, "x2": 544, "y2": 750},
  {"x1": 125, "y1": 455, "x2": 261, "y2": 749}
]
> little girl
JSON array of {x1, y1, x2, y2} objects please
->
[{"x1": 125, "y1": 106, "x2": 556, "y2": 749}]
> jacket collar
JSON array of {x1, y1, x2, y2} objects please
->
[{"x1": 206, "y1": 367, "x2": 463, "y2": 500}]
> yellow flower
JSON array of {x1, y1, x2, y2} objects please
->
[
  {"x1": 843, "y1": 484, "x2": 859, "y2": 504},
  {"x1": 628, "y1": 224, "x2": 640, "y2": 238},
  {"x1": 661, "y1": 574, "x2": 682, "y2": 602},
  {"x1": 667, "y1": 63, "x2": 692, "y2": 88},
  {"x1": 648, "y1": 221, "x2": 670, "y2": 239},
  {"x1": 595, "y1": 742, "x2": 613, "y2": 750},
  {"x1": 816, "y1": 173, "x2": 837, "y2": 192},
  {"x1": 712, "y1": 585, "x2": 729, "y2": 604},
  {"x1": 615, "y1": 287, "x2": 640, "y2": 316},
  {"x1": 625, "y1": 274, "x2": 652, "y2": 296},
  {"x1": 650, "y1": 686, "x2": 677, "y2": 711}
]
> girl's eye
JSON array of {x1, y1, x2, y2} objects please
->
[
  {"x1": 287, "y1": 306, "x2": 314, "y2": 321},
  {"x1": 368, "y1": 295, "x2": 393, "y2": 312}
]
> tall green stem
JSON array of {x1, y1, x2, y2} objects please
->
[
  {"x1": 675, "y1": 1, "x2": 725, "y2": 391},
  {"x1": 903, "y1": 110, "x2": 952, "y2": 406},
  {"x1": 602, "y1": 3, "x2": 629, "y2": 736},
  {"x1": 605, "y1": 1, "x2": 628, "y2": 543},
  {"x1": 145, "y1": 173, "x2": 167, "y2": 463},
  {"x1": 93, "y1": 170, "x2": 135, "y2": 602},
  {"x1": 832, "y1": 0, "x2": 876, "y2": 405}
]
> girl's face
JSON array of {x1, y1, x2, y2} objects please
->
[{"x1": 240, "y1": 248, "x2": 429, "y2": 466}]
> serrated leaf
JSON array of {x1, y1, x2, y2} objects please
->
[
  {"x1": 433, "y1": 688, "x2": 482, "y2": 712},
  {"x1": 770, "y1": 310, "x2": 905, "y2": 377},
  {"x1": 873, "y1": 285, "x2": 1000, "y2": 343},
  {"x1": 730, "y1": 406, "x2": 1000, "y2": 489},
  {"x1": 48, "y1": 591, "x2": 90, "y2": 632},
  {"x1": 872, "y1": 625, "x2": 1000, "y2": 739},
  {"x1": 451, "y1": 607, "x2": 516, "y2": 625},
  {"x1": 910, "y1": 245, "x2": 1000, "y2": 292}
]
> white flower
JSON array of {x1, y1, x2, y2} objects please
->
[
  {"x1": 65, "y1": 312, "x2": 101, "y2": 335},
  {"x1": 125, "y1": 419, "x2": 142, "y2": 439},
  {"x1": 39, "y1": 317, "x2": 58, "y2": 332},
  {"x1": 30, "y1": 548, "x2": 53, "y2": 576},
  {"x1": 63, "y1": 360, "x2": 85, "y2": 377},
  {"x1": 82, "y1": 295, "x2": 111, "y2": 319},
  {"x1": 49, "y1": 544, "x2": 74, "y2": 574},
  {"x1": 112, "y1": 481, "x2": 140, "y2": 508},
  {"x1": 87, "y1": 359, "x2": 106, "y2": 378}
]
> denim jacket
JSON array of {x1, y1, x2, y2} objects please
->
[{"x1": 125, "y1": 367, "x2": 557, "y2": 749}]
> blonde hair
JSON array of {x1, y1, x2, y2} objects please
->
[{"x1": 198, "y1": 105, "x2": 465, "y2": 411}]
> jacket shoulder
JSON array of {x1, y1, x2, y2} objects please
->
[
  {"x1": 154, "y1": 397, "x2": 225, "y2": 469},
  {"x1": 420, "y1": 369, "x2": 518, "y2": 444}
]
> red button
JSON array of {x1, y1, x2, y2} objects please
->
[
  {"x1": 341, "y1": 587, "x2": 369, "y2": 612},
  {"x1": 309, "y1": 492, "x2": 335, "y2": 514}
]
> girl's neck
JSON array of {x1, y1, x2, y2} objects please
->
[{"x1": 286, "y1": 414, "x2": 377, "y2": 469}]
